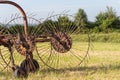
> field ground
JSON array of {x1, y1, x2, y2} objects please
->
[{"x1": 1, "y1": 42, "x2": 120, "y2": 80}]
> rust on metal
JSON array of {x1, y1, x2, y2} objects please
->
[
  {"x1": 0, "y1": 0, "x2": 28, "y2": 39},
  {"x1": 51, "y1": 32, "x2": 72, "y2": 53}
]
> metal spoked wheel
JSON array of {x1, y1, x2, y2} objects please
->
[
  {"x1": 0, "y1": 14, "x2": 43, "y2": 71},
  {"x1": 0, "y1": 23, "x2": 13, "y2": 71},
  {"x1": 36, "y1": 14, "x2": 90, "y2": 69},
  {"x1": 0, "y1": 46, "x2": 12, "y2": 71}
]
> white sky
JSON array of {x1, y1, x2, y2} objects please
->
[{"x1": 0, "y1": 0, "x2": 120, "y2": 22}]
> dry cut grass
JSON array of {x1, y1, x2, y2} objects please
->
[{"x1": 0, "y1": 42, "x2": 120, "y2": 80}]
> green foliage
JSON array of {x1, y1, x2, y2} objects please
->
[
  {"x1": 0, "y1": 25, "x2": 4, "y2": 32},
  {"x1": 8, "y1": 24, "x2": 24, "y2": 35},
  {"x1": 28, "y1": 24, "x2": 44, "y2": 36},
  {"x1": 41, "y1": 15, "x2": 77, "y2": 34},
  {"x1": 2, "y1": 7, "x2": 120, "y2": 34},
  {"x1": 94, "y1": 7, "x2": 120, "y2": 33},
  {"x1": 0, "y1": 25, "x2": 9, "y2": 34},
  {"x1": 74, "y1": 9, "x2": 89, "y2": 33},
  {"x1": 74, "y1": 9, "x2": 88, "y2": 27},
  {"x1": 58, "y1": 16, "x2": 74, "y2": 32},
  {"x1": 7, "y1": 24, "x2": 44, "y2": 36}
]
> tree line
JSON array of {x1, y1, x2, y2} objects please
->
[
  {"x1": 0, "y1": 7, "x2": 120, "y2": 34},
  {"x1": 42, "y1": 6, "x2": 120, "y2": 33},
  {"x1": 74, "y1": 7, "x2": 120, "y2": 33}
]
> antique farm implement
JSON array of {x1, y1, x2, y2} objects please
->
[{"x1": 0, "y1": 0, "x2": 90, "y2": 78}]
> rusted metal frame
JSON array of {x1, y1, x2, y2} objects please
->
[
  {"x1": 0, "y1": 1, "x2": 28, "y2": 39},
  {"x1": 35, "y1": 38, "x2": 50, "y2": 43}
]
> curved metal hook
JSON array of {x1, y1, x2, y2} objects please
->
[{"x1": 0, "y1": 0, "x2": 28, "y2": 38}]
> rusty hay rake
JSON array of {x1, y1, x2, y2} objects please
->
[{"x1": 0, "y1": 0, "x2": 90, "y2": 78}]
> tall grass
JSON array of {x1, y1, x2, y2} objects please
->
[
  {"x1": 72, "y1": 32, "x2": 120, "y2": 43},
  {"x1": 0, "y1": 42, "x2": 120, "y2": 80},
  {"x1": 1, "y1": 34, "x2": 120, "y2": 80}
]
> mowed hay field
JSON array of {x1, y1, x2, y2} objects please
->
[{"x1": 0, "y1": 42, "x2": 120, "y2": 80}]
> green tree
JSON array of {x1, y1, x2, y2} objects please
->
[
  {"x1": 8, "y1": 24, "x2": 24, "y2": 35},
  {"x1": 58, "y1": 16, "x2": 69, "y2": 27},
  {"x1": 58, "y1": 15, "x2": 76, "y2": 33},
  {"x1": 95, "y1": 7, "x2": 120, "y2": 33},
  {"x1": 74, "y1": 9, "x2": 88, "y2": 28},
  {"x1": 74, "y1": 9, "x2": 88, "y2": 33}
]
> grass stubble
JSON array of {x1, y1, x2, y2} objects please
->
[{"x1": 0, "y1": 42, "x2": 120, "y2": 80}]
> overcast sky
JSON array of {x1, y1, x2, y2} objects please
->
[{"x1": 0, "y1": 0, "x2": 120, "y2": 22}]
